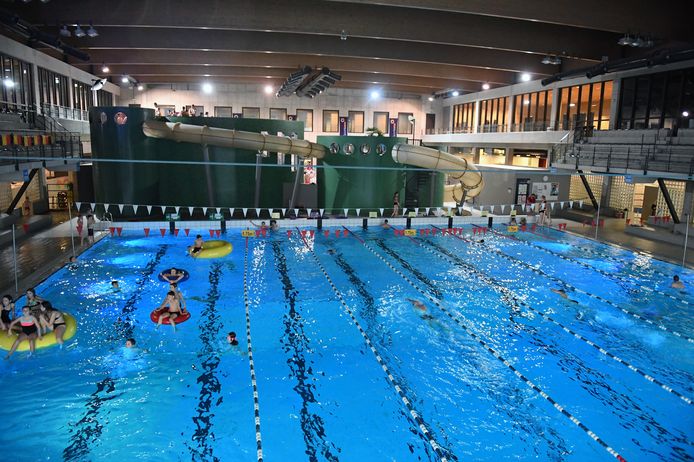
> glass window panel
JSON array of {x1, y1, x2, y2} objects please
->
[
  {"x1": 398, "y1": 112, "x2": 413, "y2": 134},
  {"x1": 296, "y1": 109, "x2": 313, "y2": 131},
  {"x1": 648, "y1": 75, "x2": 665, "y2": 128},
  {"x1": 348, "y1": 110, "x2": 364, "y2": 133},
  {"x1": 214, "y1": 106, "x2": 233, "y2": 117},
  {"x1": 579, "y1": 84, "x2": 591, "y2": 124},
  {"x1": 242, "y1": 107, "x2": 260, "y2": 118},
  {"x1": 373, "y1": 111, "x2": 388, "y2": 133},
  {"x1": 633, "y1": 76, "x2": 650, "y2": 128},
  {"x1": 269, "y1": 108, "x2": 287, "y2": 120},
  {"x1": 323, "y1": 110, "x2": 339, "y2": 132}
]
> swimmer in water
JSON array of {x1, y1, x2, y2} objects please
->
[
  {"x1": 188, "y1": 235, "x2": 204, "y2": 256},
  {"x1": 111, "y1": 280, "x2": 121, "y2": 292},
  {"x1": 227, "y1": 331, "x2": 239, "y2": 346},
  {"x1": 407, "y1": 298, "x2": 435, "y2": 321},
  {"x1": 671, "y1": 275, "x2": 685, "y2": 289},
  {"x1": 125, "y1": 338, "x2": 136, "y2": 348},
  {"x1": 381, "y1": 219, "x2": 391, "y2": 229},
  {"x1": 161, "y1": 268, "x2": 185, "y2": 284},
  {"x1": 551, "y1": 288, "x2": 579, "y2": 304}
]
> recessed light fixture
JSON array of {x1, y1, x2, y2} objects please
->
[
  {"x1": 120, "y1": 75, "x2": 129, "y2": 83},
  {"x1": 264, "y1": 85, "x2": 274, "y2": 94},
  {"x1": 370, "y1": 90, "x2": 380, "y2": 99},
  {"x1": 101, "y1": 65, "x2": 109, "y2": 73},
  {"x1": 3, "y1": 78, "x2": 14, "y2": 88},
  {"x1": 683, "y1": 111, "x2": 690, "y2": 117},
  {"x1": 202, "y1": 82, "x2": 213, "y2": 94},
  {"x1": 74, "y1": 23, "x2": 86, "y2": 38},
  {"x1": 428, "y1": 96, "x2": 434, "y2": 102},
  {"x1": 521, "y1": 73, "x2": 531, "y2": 82},
  {"x1": 86, "y1": 22, "x2": 98, "y2": 38},
  {"x1": 137, "y1": 84, "x2": 144, "y2": 91},
  {"x1": 482, "y1": 83, "x2": 490, "y2": 90},
  {"x1": 451, "y1": 90, "x2": 460, "y2": 97}
]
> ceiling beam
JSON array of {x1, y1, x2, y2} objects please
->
[
  {"x1": 16, "y1": 0, "x2": 619, "y2": 60},
  {"x1": 58, "y1": 28, "x2": 576, "y2": 74},
  {"x1": 78, "y1": 49, "x2": 516, "y2": 85}
]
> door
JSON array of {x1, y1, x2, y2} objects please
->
[
  {"x1": 515, "y1": 178, "x2": 530, "y2": 205},
  {"x1": 642, "y1": 186, "x2": 659, "y2": 221}
]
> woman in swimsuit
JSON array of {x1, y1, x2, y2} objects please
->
[
  {"x1": 37, "y1": 301, "x2": 68, "y2": 346},
  {"x1": 392, "y1": 191, "x2": 400, "y2": 217},
  {"x1": 76, "y1": 214, "x2": 84, "y2": 245},
  {"x1": 5, "y1": 306, "x2": 42, "y2": 359},
  {"x1": 0, "y1": 294, "x2": 15, "y2": 331},
  {"x1": 25, "y1": 288, "x2": 42, "y2": 317}
]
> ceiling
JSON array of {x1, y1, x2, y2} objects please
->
[{"x1": 3, "y1": 0, "x2": 693, "y2": 95}]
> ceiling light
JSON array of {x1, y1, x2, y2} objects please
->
[
  {"x1": 121, "y1": 75, "x2": 129, "y2": 83},
  {"x1": 264, "y1": 85, "x2": 274, "y2": 94},
  {"x1": 541, "y1": 56, "x2": 562, "y2": 65},
  {"x1": 427, "y1": 96, "x2": 434, "y2": 102},
  {"x1": 276, "y1": 66, "x2": 312, "y2": 97},
  {"x1": 617, "y1": 35, "x2": 631, "y2": 46},
  {"x1": 295, "y1": 68, "x2": 342, "y2": 98},
  {"x1": 683, "y1": 111, "x2": 690, "y2": 117},
  {"x1": 74, "y1": 24, "x2": 86, "y2": 38},
  {"x1": 202, "y1": 82, "x2": 213, "y2": 94},
  {"x1": 3, "y1": 78, "x2": 14, "y2": 88},
  {"x1": 340, "y1": 29, "x2": 347, "y2": 41},
  {"x1": 59, "y1": 25, "x2": 71, "y2": 37},
  {"x1": 370, "y1": 90, "x2": 380, "y2": 100},
  {"x1": 101, "y1": 64, "x2": 109, "y2": 73},
  {"x1": 451, "y1": 90, "x2": 459, "y2": 97},
  {"x1": 137, "y1": 84, "x2": 144, "y2": 91},
  {"x1": 482, "y1": 83, "x2": 490, "y2": 90},
  {"x1": 521, "y1": 73, "x2": 531, "y2": 82},
  {"x1": 86, "y1": 22, "x2": 98, "y2": 38}
]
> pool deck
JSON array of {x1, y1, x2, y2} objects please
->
[{"x1": 0, "y1": 213, "x2": 691, "y2": 299}]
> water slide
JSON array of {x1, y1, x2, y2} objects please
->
[{"x1": 142, "y1": 121, "x2": 484, "y2": 201}]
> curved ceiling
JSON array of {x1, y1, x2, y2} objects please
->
[{"x1": 3, "y1": 0, "x2": 692, "y2": 95}]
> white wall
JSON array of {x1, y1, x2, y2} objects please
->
[{"x1": 120, "y1": 84, "x2": 433, "y2": 143}]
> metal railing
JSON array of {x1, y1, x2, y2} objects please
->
[
  {"x1": 40, "y1": 103, "x2": 89, "y2": 122},
  {"x1": 0, "y1": 128, "x2": 83, "y2": 167}
]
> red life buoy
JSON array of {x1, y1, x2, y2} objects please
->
[{"x1": 150, "y1": 307, "x2": 191, "y2": 325}]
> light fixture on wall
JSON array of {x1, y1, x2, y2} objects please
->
[
  {"x1": 683, "y1": 111, "x2": 690, "y2": 117},
  {"x1": 427, "y1": 96, "x2": 434, "y2": 102},
  {"x1": 370, "y1": 89, "x2": 380, "y2": 100},
  {"x1": 520, "y1": 73, "x2": 531, "y2": 82},
  {"x1": 264, "y1": 84, "x2": 274, "y2": 94},
  {"x1": 137, "y1": 84, "x2": 144, "y2": 91},
  {"x1": 86, "y1": 22, "x2": 98, "y2": 38},
  {"x1": 276, "y1": 66, "x2": 311, "y2": 97},
  {"x1": 202, "y1": 82, "x2": 213, "y2": 94},
  {"x1": 541, "y1": 55, "x2": 562, "y2": 65},
  {"x1": 482, "y1": 83, "x2": 490, "y2": 90},
  {"x1": 59, "y1": 24, "x2": 71, "y2": 37},
  {"x1": 451, "y1": 90, "x2": 460, "y2": 97},
  {"x1": 3, "y1": 78, "x2": 15, "y2": 88},
  {"x1": 120, "y1": 75, "x2": 129, "y2": 83},
  {"x1": 74, "y1": 23, "x2": 86, "y2": 38},
  {"x1": 101, "y1": 64, "x2": 109, "y2": 73},
  {"x1": 618, "y1": 33, "x2": 654, "y2": 48}
]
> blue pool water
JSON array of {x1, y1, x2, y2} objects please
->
[{"x1": 0, "y1": 225, "x2": 692, "y2": 462}]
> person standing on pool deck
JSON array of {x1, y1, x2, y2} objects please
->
[
  {"x1": 156, "y1": 291, "x2": 186, "y2": 331},
  {"x1": 4, "y1": 306, "x2": 42, "y2": 359},
  {"x1": 392, "y1": 192, "x2": 400, "y2": 217},
  {"x1": 76, "y1": 214, "x2": 84, "y2": 245},
  {"x1": 188, "y1": 235, "x2": 204, "y2": 256},
  {"x1": 671, "y1": 275, "x2": 685, "y2": 289},
  {"x1": 86, "y1": 214, "x2": 96, "y2": 244}
]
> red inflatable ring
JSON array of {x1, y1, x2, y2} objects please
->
[{"x1": 150, "y1": 307, "x2": 191, "y2": 325}]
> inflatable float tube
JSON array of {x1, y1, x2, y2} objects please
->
[
  {"x1": 158, "y1": 268, "x2": 190, "y2": 283},
  {"x1": 0, "y1": 313, "x2": 77, "y2": 352},
  {"x1": 150, "y1": 308, "x2": 191, "y2": 325},
  {"x1": 194, "y1": 240, "x2": 232, "y2": 259}
]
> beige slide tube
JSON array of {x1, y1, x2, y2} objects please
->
[
  {"x1": 391, "y1": 143, "x2": 484, "y2": 197},
  {"x1": 142, "y1": 121, "x2": 327, "y2": 159}
]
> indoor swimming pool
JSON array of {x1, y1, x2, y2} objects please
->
[{"x1": 0, "y1": 224, "x2": 691, "y2": 462}]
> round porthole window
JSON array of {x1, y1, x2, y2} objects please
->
[
  {"x1": 360, "y1": 144, "x2": 371, "y2": 155},
  {"x1": 329, "y1": 143, "x2": 340, "y2": 154},
  {"x1": 376, "y1": 143, "x2": 387, "y2": 156},
  {"x1": 343, "y1": 143, "x2": 354, "y2": 155}
]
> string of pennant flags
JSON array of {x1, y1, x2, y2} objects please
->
[{"x1": 73, "y1": 200, "x2": 585, "y2": 218}]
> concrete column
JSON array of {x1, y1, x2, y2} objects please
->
[
  {"x1": 549, "y1": 87, "x2": 560, "y2": 130},
  {"x1": 682, "y1": 180, "x2": 694, "y2": 222},
  {"x1": 472, "y1": 100, "x2": 480, "y2": 133},
  {"x1": 507, "y1": 95, "x2": 515, "y2": 132},
  {"x1": 609, "y1": 79, "x2": 621, "y2": 130},
  {"x1": 31, "y1": 63, "x2": 40, "y2": 111},
  {"x1": 505, "y1": 148, "x2": 514, "y2": 166}
]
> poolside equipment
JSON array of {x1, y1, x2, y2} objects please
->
[
  {"x1": 149, "y1": 308, "x2": 191, "y2": 325},
  {"x1": 193, "y1": 240, "x2": 232, "y2": 259},
  {"x1": 158, "y1": 268, "x2": 190, "y2": 283},
  {"x1": 0, "y1": 313, "x2": 77, "y2": 352}
]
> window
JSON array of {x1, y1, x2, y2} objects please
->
[
  {"x1": 96, "y1": 90, "x2": 112, "y2": 107},
  {"x1": 0, "y1": 54, "x2": 34, "y2": 112},
  {"x1": 373, "y1": 111, "x2": 388, "y2": 133},
  {"x1": 72, "y1": 80, "x2": 92, "y2": 112},
  {"x1": 159, "y1": 105, "x2": 175, "y2": 116},
  {"x1": 511, "y1": 90, "x2": 552, "y2": 131},
  {"x1": 270, "y1": 108, "x2": 287, "y2": 120},
  {"x1": 323, "y1": 110, "x2": 339, "y2": 132},
  {"x1": 38, "y1": 67, "x2": 69, "y2": 109},
  {"x1": 296, "y1": 109, "x2": 313, "y2": 131},
  {"x1": 478, "y1": 97, "x2": 508, "y2": 132},
  {"x1": 558, "y1": 81, "x2": 612, "y2": 130},
  {"x1": 348, "y1": 111, "x2": 364, "y2": 133},
  {"x1": 397, "y1": 112, "x2": 413, "y2": 134},
  {"x1": 214, "y1": 106, "x2": 233, "y2": 117},
  {"x1": 242, "y1": 107, "x2": 260, "y2": 118},
  {"x1": 478, "y1": 148, "x2": 506, "y2": 165},
  {"x1": 452, "y1": 102, "x2": 475, "y2": 133}
]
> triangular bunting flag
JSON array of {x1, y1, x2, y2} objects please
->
[
  {"x1": 229, "y1": 208, "x2": 234, "y2": 217},
  {"x1": 75, "y1": 202, "x2": 81, "y2": 211},
  {"x1": 146, "y1": 205, "x2": 152, "y2": 215},
  {"x1": 294, "y1": 208, "x2": 299, "y2": 217},
  {"x1": 90, "y1": 203, "x2": 95, "y2": 212},
  {"x1": 356, "y1": 208, "x2": 361, "y2": 216},
  {"x1": 343, "y1": 209, "x2": 348, "y2": 216},
  {"x1": 175, "y1": 206, "x2": 180, "y2": 214},
  {"x1": 203, "y1": 207, "x2": 208, "y2": 216},
  {"x1": 551, "y1": 202, "x2": 556, "y2": 210},
  {"x1": 379, "y1": 208, "x2": 384, "y2": 216},
  {"x1": 242, "y1": 208, "x2": 247, "y2": 217},
  {"x1": 425, "y1": 207, "x2": 430, "y2": 216},
  {"x1": 414, "y1": 208, "x2": 419, "y2": 215},
  {"x1": 104, "y1": 204, "x2": 110, "y2": 212},
  {"x1": 458, "y1": 207, "x2": 463, "y2": 215},
  {"x1": 578, "y1": 200, "x2": 584, "y2": 208},
  {"x1": 501, "y1": 205, "x2": 507, "y2": 214},
  {"x1": 569, "y1": 201, "x2": 574, "y2": 208},
  {"x1": 560, "y1": 201, "x2": 564, "y2": 209},
  {"x1": 118, "y1": 204, "x2": 124, "y2": 214},
  {"x1": 188, "y1": 206, "x2": 194, "y2": 216},
  {"x1": 255, "y1": 208, "x2": 261, "y2": 217},
  {"x1": 319, "y1": 209, "x2": 324, "y2": 217},
  {"x1": 281, "y1": 208, "x2": 286, "y2": 216},
  {"x1": 436, "y1": 207, "x2": 441, "y2": 215},
  {"x1": 479, "y1": 205, "x2": 484, "y2": 211},
  {"x1": 216, "y1": 208, "x2": 221, "y2": 215}
]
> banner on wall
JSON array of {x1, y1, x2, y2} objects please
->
[
  {"x1": 232, "y1": 113, "x2": 243, "y2": 119},
  {"x1": 531, "y1": 182, "x2": 559, "y2": 200},
  {"x1": 287, "y1": 114, "x2": 297, "y2": 121},
  {"x1": 339, "y1": 116, "x2": 348, "y2": 136},
  {"x1": 388, "y1": 118, "x2": 398, "y2": 137}
]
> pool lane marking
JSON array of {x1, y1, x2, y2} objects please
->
[
  {"x1": 342, "y1": 227, "x2": 629, "y2": 462},
  {"x1": 465, "y1": 227, "x2": 694, "y2": 344},
  {"x1": 298, "y1": 228, "x2": 451, "y2": 462},
  {"x1": 489, "y1": 226, "x2": 690, "y2": 306},
  {"x1": 419, "y1": 231, "x2": 693, "y2": 406},
  {"x1": 243, "y1": 238, "x2": 265, "y2": 462},
  {"x1": 532, "y1": 226, "x2": 675, "y2": 281}
]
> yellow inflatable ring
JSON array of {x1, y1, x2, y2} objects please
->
[
  {"x1": 0, "y1": 313, "x2": 77, "y2": 352},
  {"x1": 194, "y1": 240, "x2": 232, "y2": 259}
]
